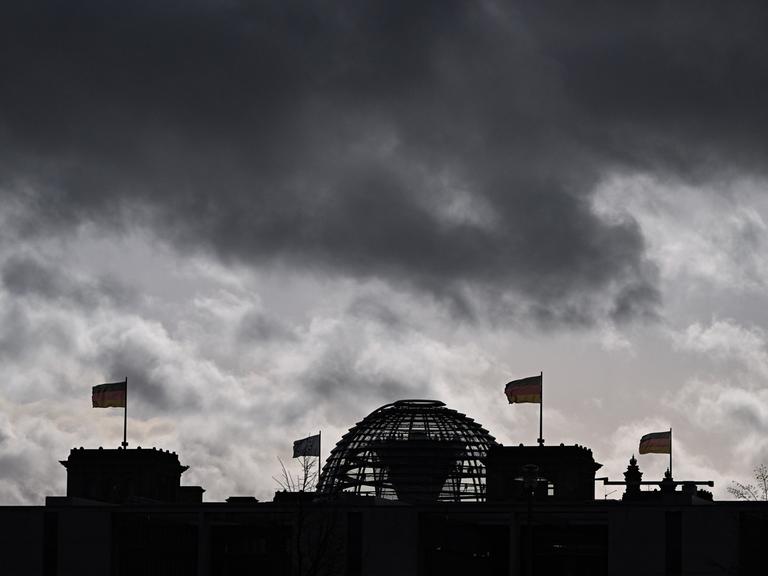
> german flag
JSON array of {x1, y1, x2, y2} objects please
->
[
  {"x1": 504, "y1": 374, "x2": 542, "y2": 404},
  {"x1": 639, "y1": 431, "x2": 671, "y2": 454},
  {"x1": 92, "y1": 380, "x2": 127, "y2": 408},
  {"x1": 293, "y1": 433, "x2": 320, "y2": 458}
]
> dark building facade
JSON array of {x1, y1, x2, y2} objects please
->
[
  {"x1": 59, "y1": 446, "x2": 204, "y2": 504},
  {"x1": 4, "y1": 494, "x2": 768, "y2": 575},
  {"x1": 485, "y1": 444, "x2": 602, "y2": 501},
  {"x1": 1, "y1": 399, "x2": 767, "y2": 575}
]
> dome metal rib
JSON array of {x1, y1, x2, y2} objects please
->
[{"x1": 318, "y1": 399, "x2": 498, "y2": 502}]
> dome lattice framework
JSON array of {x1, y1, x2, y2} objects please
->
[{"x1": 317, "y1": 400, "x2": 498, "y2": 503}]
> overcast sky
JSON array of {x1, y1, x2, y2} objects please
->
[{"x1": 2, "y1": 1, "x2": 768, "y2": 503}]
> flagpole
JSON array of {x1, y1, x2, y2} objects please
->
[
  {"x1": 318, "y1": 430, "x2": 322, "y2": 490},
  {"x1": 538, "y1": 371, "x2": 544, "y2": 446},
  {"x1": 122, "y1": 377, "x2": 128, "y2": 448},
  {"x1": 669, "y1": 427, "x2": 672, "y2": 477}
]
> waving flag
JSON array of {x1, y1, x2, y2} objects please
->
[
  {"x1": 504, "y1": 374, "x2": 542, "y2": 404},
  {"x1": 639, "y1": 431, "x2": 671, "y2": 454},
  {"x1": 92, "y1": 381, "x2": 127, "y2": 408},
  {"x1": 293, "y1": 434, "x2": 321, "y2": 458}
]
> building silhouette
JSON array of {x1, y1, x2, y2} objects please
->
[
  {"x1": 0, "y1": 399, "x2": 767, "y2": 575},
  {"x1": 60, "y1": 446, "x2": 204, "y2": 504}
]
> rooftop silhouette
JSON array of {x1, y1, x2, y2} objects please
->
[{"x1": 0, "y1": 397, "x2": 765, "y2": 575}]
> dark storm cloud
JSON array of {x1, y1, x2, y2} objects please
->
[
  {"x1": 348, "y1": 295, "x2": 409, "y2": 332},
  {"x1": 0, "y1": 301, "x2": 71, "y2": 364},
  {"x1": 1, "y1": 255, "x2": 137, "y2": 309},
  {"x1": 4, "y1": 1, "x2": 765, "y2": 324},
  {"x1": 93, "y1": 337, "x2": 211, "y2": 414},
  {"x1": 516, "y1": 2, "x2": 768, "y2": 177},
  {"x1": 0, "y1": 255, "x2": 134, "y2": 368},
  {"x1": 302, "y1": 354, "x2": 424, "y2": 428},
  {"x1": 237, "y1": 311, "x2": 296, "y2": 343}
]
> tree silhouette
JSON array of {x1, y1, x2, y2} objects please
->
[
  {"x1": 728, "y1": 464, "x2": 768, "y2": 501},
  {"x1": 273, "y1": 456, "x2": 319, "y2": 492},
  {"x1": 273, "y1": 456, "x2": 340, "y2": 575}
]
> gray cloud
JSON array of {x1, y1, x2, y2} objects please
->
[
  {"x1": 237, "y1": 310, "x2": 296, "y2": 344},
  {"x1": 520, "y1": 2, "x2": 768, "y2": 176},
  {"x1": 0, "y1": 244, "x2": 482, "y2": 502},
  {"x1": 347, "y1": 294, "x2": 410, "y2": 332},
  {"x1": 0, "y1": 0, "x2": 708, "y2": 325},
  {"x1": 1, "y1": 255, "x2": 137, "y2": 309},
  {"x1": 5, "y1": 0, "x2": 768, "y2": 502}
]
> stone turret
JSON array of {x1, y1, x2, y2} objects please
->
[{"x1": 622, "y1": 455, "x2": 642, "y2": 500}]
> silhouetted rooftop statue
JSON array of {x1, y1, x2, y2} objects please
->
[
  {"x1": 318, "y1": 399, "x2": 498, "y2": 503},
  {"x1": 622, "y1": 454, "x2": 643, "y2": 499},
  {"x1": 58, "y1": 446, "x2": 204, "y2": 504},
  {"x1": 660, "y1": 468, "x2": 676, "y2": 494},
  {"x1": 618, "y1": 455, "x2": 714, "y2": 503}
]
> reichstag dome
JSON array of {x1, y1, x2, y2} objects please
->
[{"x1": 317, "y1": 399, "x2": 498, "y2": 502}]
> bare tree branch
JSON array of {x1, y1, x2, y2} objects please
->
[
  {"x1": 273, "y1": 456, "x2": 319, "y2": 493},
  {"x1": 728, "y1": 465, "x2": 768, "y2": 501}
]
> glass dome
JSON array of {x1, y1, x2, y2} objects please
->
[{"x1": 317, "y1": 399, "x2": 498, "y2": 502}]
